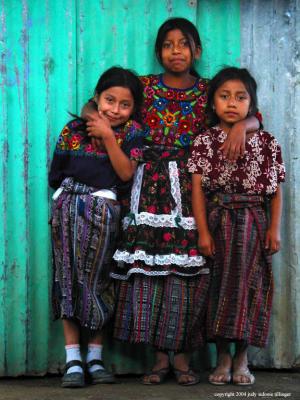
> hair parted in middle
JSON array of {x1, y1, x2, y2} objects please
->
[
  {"x1": 207, "y1": 66, "x2": 259, "y2": 127},
  {"x1": 155, "y1": 17, "x2": 202, "y2": 77}
]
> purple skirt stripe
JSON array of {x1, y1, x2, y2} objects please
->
[
  {"x1": 51, "y1": 178, "x2": 120, "y2": 330},
  {"x1": 113, "y1": 273, "x2": 210, "y2": 352}
]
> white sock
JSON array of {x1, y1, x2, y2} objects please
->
[
  {"x1": 86, "y1": 344, "x2": 104, "y2": 373},
  {"x1": 65, "y1": 344, "x2": 83, "y2": 374}
]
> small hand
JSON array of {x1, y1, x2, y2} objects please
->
[
  {"x1": 198, "y1": 231, "x2": 215, "y2": 257},
  {"x1": 265, "y1": 228, "x2": 281, "y2": 254},
  {"x1": 86, "y1": 112, "x2": 114, "y2": 140},
  {"x1": 220, "y1": 121, "x2": 246, "y2": 161}
]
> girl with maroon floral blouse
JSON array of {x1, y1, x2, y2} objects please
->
[{"x1": 188, "y1": 67, "x2": 285, "y2": 385}]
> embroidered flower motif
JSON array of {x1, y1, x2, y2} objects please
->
[
  {"x1": 163, "y1": 232, "x2": 172, "y2": 242},
  {"x1": 140, "y1": 76, "x2": 150, "y2": 86},
  {"x1": 85, "y1": 144, "x2": 94, "y2": 153},
  {"x1": 178, "y1": 119, "x2": 191, "y2": 133},
  {"x1": 147, "y1": 205, "x2": 157, "y2": 213},
  {"x1": 163, "y1": 205, "x2": 171, "y2": 213},
  {"x1": 179, "y1": 134, "x2": 192, "y2": 146},
  {"x1": 146, "y1": 113, "x2": 160, "y2": 129},
  {"x1": 163, "y1": 111, "x2": 176, "y2": 127},
  {"x1": 181, "y1": 102, "x2": 193, "y2": 115},
  {"x1": 130, "y1": 148, "x2": 142, "y2": 159},
  {"x1": 165, "y1": 89, "x2": 176, "y2": 100},
  {"x1": 168, "y1": 101, "x2": 180, "y2": 113},
  {"x1": 177, "y1": 92, "x2": 187, "y2": 101},
  {"x1": 181, "y1": 239, "x2": 188, "y2": 247},
  {"x1": 61, "y1": 126, "x2": 70, "y2": 136},
  {"x1": 144, "y1": 86, "x2": 155, "y2": 98},
  {"x1": 152, "y1": 172, "x2": 159, "y2": 181},
  {"x1": 70, "y1": 136, "x2": 80, "y2": 150},
  {"x1": 153, "y1": 98, "x2": 168, "y2": 111},
  {"x1": 189, "y1": 249, "x2": 198, "y2": 256}
]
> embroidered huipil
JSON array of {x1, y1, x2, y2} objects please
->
[
  {"x1": 112, "y1": 74, "x2": 210, "y2": 278},
  {"x1": 49, "y1": 118, "x2": 144, "y2": 193}
]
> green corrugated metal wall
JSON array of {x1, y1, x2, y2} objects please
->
[{"x1": 4, "y1": 0, "x2": 287, "y2": 376}]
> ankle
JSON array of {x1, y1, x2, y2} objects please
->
[
  {"x1": 86, "y1": 344, "x2": 104, "y2": 373},
  {"x1": 65, "y1": 344, "x2": 83, "y2": 374}
]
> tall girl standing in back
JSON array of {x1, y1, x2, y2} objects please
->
[
  {"x1": 188, "y1": 67, "x2": 285, "y2": 385},
  {"x1": 102, "y1": 19, "x2": 260, "y2": 385},
  {"x1": 49, "y1": 67, "x2": 144, "y2": 388}
]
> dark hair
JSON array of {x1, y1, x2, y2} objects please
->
[
  {"x1": 93, "y1": 66, "x2": 144, "y2": 123},
  {"x1": 155, "y1": 17, "x2": 202, "y2": 77},
  {"x1": 207, "y1": 67, "x2": 258, "y2": 126}
]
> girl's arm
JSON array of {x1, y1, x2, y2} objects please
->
[
  {"x1": 192, "y1": 174, "x2": 215, "y2": 257},
  {"x1": 220, "y1": 115, "x2": 260, "y2": 161},
  {"x1": 86, "y1": 113, "x2": 136, "y2": 182},
  {"x1": 265, "y1": 185, "x2": 283, "y2": 254}
]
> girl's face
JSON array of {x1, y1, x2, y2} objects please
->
[
  {"x1": 160, "y1": 29, "x2": 200, "y2": 74},
  {"x1": 213, "y1": 79, "x2": 251, "y2": 131},
  {"x1": 96, "y1": 86, "x2": 134, "y2": 127}
]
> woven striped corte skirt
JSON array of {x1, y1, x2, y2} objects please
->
[
  {"x1": 206, "y1": 193, "x2": 273, "y2": 347},
  {"x1": 51, "y1": 178, "x2": 120, "y2": 331}
]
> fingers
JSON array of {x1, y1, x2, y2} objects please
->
[{"x1": 265, "y1": 234, "x2": 281, "y2": 254}]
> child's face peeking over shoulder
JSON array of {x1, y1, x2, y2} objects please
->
[
  {"x1": 96, "y1": 86, "x2": 134, "y2": 127},
  {"x1": 213, "y1": 79, "x2": 251, "y2": 132}
]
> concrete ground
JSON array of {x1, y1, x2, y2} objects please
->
[{"x1": 0, "y1": 371, "x2": 299, "y2": 400}]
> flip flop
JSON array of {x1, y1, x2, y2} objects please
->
[
  {"x1": 173, "y1": 368, "x2": 200, "y2": 386},
  {"x1": 142, "y1": 367, "x2": 170, "y2": 385},
  {"x1": 208, "y1": 369, "x2": 232, "y2": 385},
  {"x1": 233, "y1": 368, "x2": 255, "y2": 385}
]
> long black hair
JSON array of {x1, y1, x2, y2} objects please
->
[
  {"x1": 207, "y1": 66, "x2": 259, "y2": 127},
  {"x1": 155, "y1": 17, "x2": 202, "y2": 78}
]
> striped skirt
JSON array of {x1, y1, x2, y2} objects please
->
[
  {"x1": 206, "y1": 193, "x2": 273, "y2": 347},
  {"x1": 51, "y1": 178, "x2": 120, "y2": 331},
  {"x1": 114, "y1": 274, "x2": 210, "y2": 352}
]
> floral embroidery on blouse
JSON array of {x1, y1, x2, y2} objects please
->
[
  {"x1": 55, "y1": 119, "x2": 144, "y2": 159},
  {"x1": 187, "y1": 126, "x2": 285, "y2": 196},
  {"x1": 140, "y1": 74, "x2": 209, "y2": 148}
]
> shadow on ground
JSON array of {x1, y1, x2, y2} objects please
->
[{"x1": 0, "y1": 370, "x2": 299, "y2": 400}]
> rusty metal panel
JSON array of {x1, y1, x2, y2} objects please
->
[
  {"x1": 240, "y1": 0, "x2": 300, "y2": 368},
  {"x1": 0, "y1": 0, "x2": 241, "y2": 376}
]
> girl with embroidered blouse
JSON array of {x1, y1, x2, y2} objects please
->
[
  {"x1": 188, "y1": 67, "x2": 285, "y2": 386},
  {"x1": 48, "y1": 67, "x2": 144, "y2": 388},
  {"x1": 85, "y1": 18, "x2": 261, "y2": 386}
]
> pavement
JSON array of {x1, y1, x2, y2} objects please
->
[{"x1": 0, "y1": 371, "x2": 299, "y2": 400}]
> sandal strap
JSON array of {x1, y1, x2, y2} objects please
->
[
  {"x1": 65, "y1": 359, "x2": 83, "y2": 372},
  {"x1": 86, "y1": 359, "x2": 104, "y2": 369}
]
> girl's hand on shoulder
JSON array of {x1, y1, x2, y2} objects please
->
[
  {"x1": 86, "y1": 112, "x2": 114, "y2": 140},
  {"x1": 220, "y1": 120, "x2": 246, "y2": 161},
  {"x1": 265, "y1": 227, "x2": 281, "y2": 254},
  {"x1": 197, "y1": 231, "x2": 215, "y2": 258}
]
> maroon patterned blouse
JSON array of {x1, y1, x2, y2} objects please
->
[{"x1": 187, "y1": 126, "x2": 285, "y2": 196}]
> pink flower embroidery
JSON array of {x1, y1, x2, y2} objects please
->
[{"x1": 163, "y1": 232, "x2": 172, "y2": 242}]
